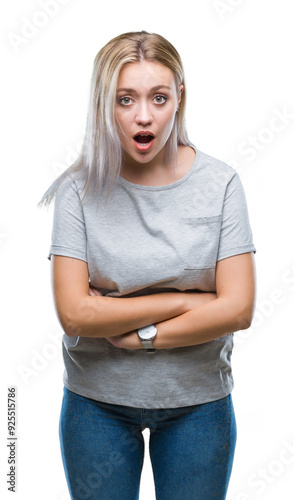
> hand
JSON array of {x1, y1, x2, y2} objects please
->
[{"x1": 105, "y1": 331, "x2": 143, "y2": 349}]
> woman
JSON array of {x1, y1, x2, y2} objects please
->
[{"x1": 39, "y1": 31, "x2": 256, "y2": 500}]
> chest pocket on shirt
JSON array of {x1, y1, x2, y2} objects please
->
[{"x1": 180, "y1": 214, "x2": 222, "y2": 270}]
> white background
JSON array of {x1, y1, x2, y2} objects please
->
[{"x1": 1, "y1": 0, "x2": 294, "y2": 499}]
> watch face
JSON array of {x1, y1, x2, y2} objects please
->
[{"x1": 139, "y1": 325, "x2": 157, "y2": 340}]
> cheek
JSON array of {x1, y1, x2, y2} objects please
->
[
  {"x1": 160, "y1": 109, "x2": 177, "y2": 135},
  {"x1": 116, "y1": 113, "x2": 132, "y2": 144},
  {"x1": 116, "y1": 108, "x2": 131, "y2": 130}
]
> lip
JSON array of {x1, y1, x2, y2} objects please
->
[
  {"x1": 133, "y1": 137, "x2": 155, "y2": 152},
  {"x1": 133, "y1": 130, "x2": 155, "y2": 139},
  {"x1": 133, "y1": 131, "x2": 155, "y2": 152}
]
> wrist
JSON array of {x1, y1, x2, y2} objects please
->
[
  {"x1": 151, "y1": 323, "x2": 161, "y2": 349},
  {"x1": 137, "y1": 324, "x2": 158, "y2": 352}
]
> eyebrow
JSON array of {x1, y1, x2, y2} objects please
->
[{"x1": 116, "y1": 85, "x2": 172, "y2": 94}]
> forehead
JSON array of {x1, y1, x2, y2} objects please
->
[{"x1": 117, "y1": 60, "x2": 176, "y2": 90}]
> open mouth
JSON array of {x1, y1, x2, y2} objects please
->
[{"x1": 134, "y1": 134, "x2": 155, "y2": 144}]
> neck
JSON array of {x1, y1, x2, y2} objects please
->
[
  {"x1": 120, "y1": 146, "x2": 169, "y2": 184},
  {"x1": 120, "y1": 145, "x2": 196, "y2": 187}
]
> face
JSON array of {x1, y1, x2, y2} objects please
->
[{"x1": 115, "y1": 60, "x2": 183, "y2": 167}]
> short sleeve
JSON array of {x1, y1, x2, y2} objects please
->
[
  {"x1": 216, "y1": 172, "x2": 256, "y2": 262},
  {"x1": 47, "y1": 178, "x2": 87, "y2": 262}
]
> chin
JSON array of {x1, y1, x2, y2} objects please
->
[
  {"x1": 135, "y1": 154, "x2": 157, "y2": 164},
  {"x1": 126, "y1": 150, "x2": 158, "y2": 165}
]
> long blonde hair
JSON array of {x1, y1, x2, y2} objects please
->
[{"x1": 37, "y1": 31, "x2": 193, "y2": 208}]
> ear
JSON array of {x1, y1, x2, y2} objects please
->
[{"x1": 177, "y1": 84, "x2": 184, "y2": 107}]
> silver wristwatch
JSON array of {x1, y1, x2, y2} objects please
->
[{"x1": 137, "y1": 324, "x2": 157, "y2": 353}]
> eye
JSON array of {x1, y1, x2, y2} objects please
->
[
  {"x1": 119, "y1": 96, "x2": 133, "y2": 106},
  {"x1": 153, "y1": 95, "x2": 167, "y2": 104}
]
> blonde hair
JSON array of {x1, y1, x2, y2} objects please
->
[{"x1": 37, "y1": 31, "x2": 193, "y2": 208}]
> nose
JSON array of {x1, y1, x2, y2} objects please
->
[{"x1": 135, "y1": 101, "x2": 153, "y2": 126}]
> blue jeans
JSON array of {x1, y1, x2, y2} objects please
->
[{"x1": 59, "y1": 387, "x2": 237, "y2": 500}]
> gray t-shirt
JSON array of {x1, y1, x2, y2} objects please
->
[{"x1": 48, "y1": 148, "x2": 256, "y2": 409}]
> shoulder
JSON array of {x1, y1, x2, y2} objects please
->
[
  {"x1": 55, "y1": 172, "x2": 86, "y2": 200},
  {"x1": 188, "y1": 149, "x2": 245, "y2": 209},
  {"x1": 196, "y1": 149, "x2": 237, "y2": 184},
  {"x1": 51, "y1": 173, "x2": 89, "y2": 217}
]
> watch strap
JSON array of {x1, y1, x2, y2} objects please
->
[{"x1": 140, "y1": 339, "x2": 155, "y2": 353}]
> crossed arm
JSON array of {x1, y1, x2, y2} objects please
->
[{"x1": 51, "y1": 252, "x2": 256, "y2": 349}]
